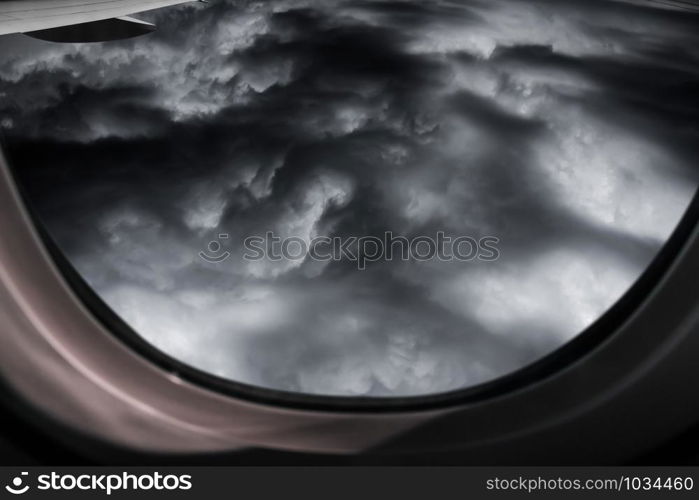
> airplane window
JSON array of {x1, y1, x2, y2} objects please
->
[{"x1": 1, "y1": 0, "x2": 698, "y2": 399}]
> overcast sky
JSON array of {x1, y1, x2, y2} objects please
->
[{"x1": 1, "y1": 0, "x2": 698, "y2": 396}]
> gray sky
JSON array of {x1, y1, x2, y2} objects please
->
[{"x1": 1, "y1": 0, "x2": 698, "y2": 396}]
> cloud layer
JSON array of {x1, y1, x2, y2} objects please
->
[{"x1": 2, "y1": 0, "x2": 698, "y2": 396}]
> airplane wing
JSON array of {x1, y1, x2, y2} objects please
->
[{"x1": 0, "y1": 0, "x2": 197, "y2": 40}]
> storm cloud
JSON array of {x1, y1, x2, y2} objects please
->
[{"x1": 1, "y1": 0, "x2": 698, "y2": 396}]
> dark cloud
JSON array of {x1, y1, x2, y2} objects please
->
[{"x1": 1, "y1": 0, "x2": 698, "y2": 396}]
